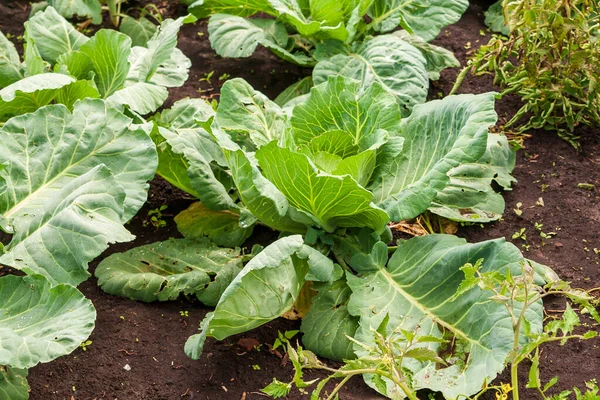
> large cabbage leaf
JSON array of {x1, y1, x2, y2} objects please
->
[
  {"x1": 313, "y1": 34, "x2": 429, "y2": 116},
  {"x1": 95, "y1": 238, "x2": 243, "y2": 305},
  {"x1": 208, "y1": 14, "x2": 290, "y2": 59},
  {"x1": 205, "y1": 13, "x2": 323, "y2": 66},
  {"x1": 183, "y1": 0, "x2": 274, "y2": 18},
  {"x1": 346, "y1": 235, "x2": 543, "y2": 399},
  {"x1": 429, "y1": 132, "x2": 516, "y2": 222},
  {"x1": 79, "y1": 29, "x2": 131, "y2": 98},
  {"x1": 0, "y1": 99, "x2": 157, "y2": 285},
  {"x1": 175, "y1": 202, "x2": 253, "y2": 247},
  {"x1": 368, "y1": 92, "x2": 499, "y2": 221},
  {"x1": 26, "y1": 7, "x2": 89, "y2": 64},
  {"x1": 185, "y1": 235, "x2": 336, "y2": 359},
  {"x1": 0, "y1": 274, "x2": 96, "y2": 369},
  {"x1": 368, "y1": 0, "x2": 468, "y2": 41},
  {"x1": 0, "y1": 74, "x2": 76, "y2": 120}
]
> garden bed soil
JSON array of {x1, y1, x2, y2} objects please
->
[{"x1": 0, "y1": 0, "x2": 599, "y2": 399}]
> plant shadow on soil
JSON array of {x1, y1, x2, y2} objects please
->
[{"x1": 0, "y1": 0, "x2": 598, "y2": 399}]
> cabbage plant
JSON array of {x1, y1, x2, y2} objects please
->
[
  {"x1": 0, "y1": 7, "x2": 193, "y2": 119},
  {"x1": 183, "y1": 0, "x2": 467, "y2": 64},
  {"x1": 183, "y1": 0, "x2": 467, "y2": 113},
  {"x1": 29, "y1": 0, "x2": 157, "y2": 35},
  {"x1": 152, "y1": 75, "x2": 516, "y2": 235},
  {"x1": 0, "y1": 95, "x2": 159, "y2": 397},
  {"x1": 0, "y1": 9, "x2": 191, "y2": 395},
  {"x1": 94, "y1": 76, "x2": 532, "y2": 398}
]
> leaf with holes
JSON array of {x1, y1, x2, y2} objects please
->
[
  {"x1": 95, "y1": 238, "x2": 243, "y2": 305},
  {"x1": 346, "y1": 235, "x2": 543, "y2": 398},
  {"x1": 215, "y1": 78, "x2": 290, "y2": 148},
  {"x1": 368, "y1": 92, "x2": 501, "y2": 222},
  {"x1": 429, "y1": 133, "x2": 516, "y2": 222}
]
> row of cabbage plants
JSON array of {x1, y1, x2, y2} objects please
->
[{"x1": 0, "y1": 1, "x2": 597, "y2": 399}]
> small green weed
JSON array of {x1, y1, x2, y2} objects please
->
[
  {"x1": 79, "y1": 340, "x2": 92, "y2": 351},
  {"x1": 144, "y1": 205, "x2": 168, "y2": 228},
  {"x1": 512, "y1": 228, "x2": 527, "y2": 241}
]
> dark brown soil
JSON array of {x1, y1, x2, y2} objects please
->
[{"x1": 0, "y1": 0, "x2": 598, "y2": 399}]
